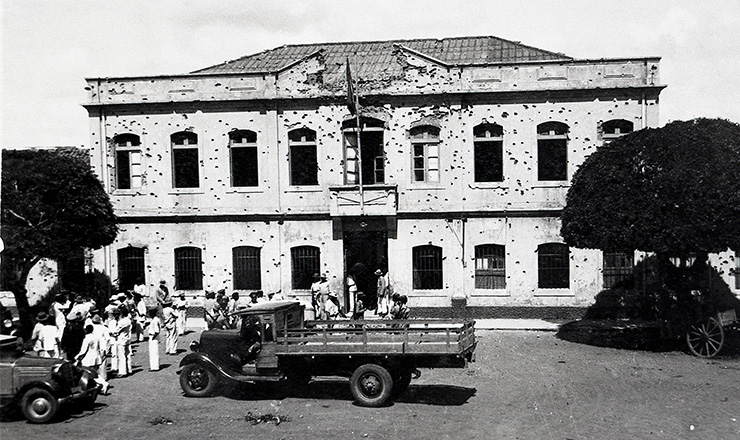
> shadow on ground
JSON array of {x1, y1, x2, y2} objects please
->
[{"x1": 217, "y1": 378, "x2": 476, "y2": 406}]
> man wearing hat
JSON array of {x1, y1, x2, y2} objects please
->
[
  {"x1": 375, "y1": 268, "x2": 390, "y2": 317},
  {"x1": 317, "y1": 274, "x2": 333, "y2": 320},
  {"x1": 31, "y1": 312, "x2": 61, "y2": 358},
  {"x1": 156, "y1": 280, "x2": 172, "y2": 312}
]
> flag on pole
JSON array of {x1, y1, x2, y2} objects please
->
[{"x1": 346, "y1": 57, "x2": 357, "y2": 114}]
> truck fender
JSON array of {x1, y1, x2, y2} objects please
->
[
  {"x1": 15, "y1": 380, "x2": 61, "y2": 402},
  {"x1": 178, "y1": 353, "x2": 243, "y2": 382}
]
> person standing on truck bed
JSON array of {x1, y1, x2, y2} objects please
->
[
  {"x1": 375, "y1": 269, "x2": 390, "y2": 317},
  {"x1": 317, "y1": 274, "x2": 332, "y2": 320},
  {"x1": 310, "y1": 273, "x2": 321, "y2": 319}
]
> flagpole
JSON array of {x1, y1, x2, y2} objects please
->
[{"x1": 349, "y1": 58, "x2": 364, "y2": 215}]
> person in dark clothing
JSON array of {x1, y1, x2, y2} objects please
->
[
  {"x1": 61, "y1": 314, "x2": 86, "y2": 360},
  {"x1": 240, "y1": 315, "x2": 262, "y2": 363}
]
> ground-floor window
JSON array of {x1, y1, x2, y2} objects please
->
[
  {"x1": 538, "y1": 243, "x2": 570, "y2": 289},
  {"x1": 174, "y1": 246, "x2": 203, "y2": 290},
  {"x1": 603, "y1": 251, "x2": 634, "y2": 289},
  {"x1": 475, "y1": 244, "x2": 505, "y2": 289},
  {"x1": 118, "y1": 247, "x2": 145, "y2": 291},
  {"x1": 291, "y1": 246, "x2": 320, "y2": 289},
  {"x1": 233, "y1": 246, "x2": 261, "y2": 290},
  {"x1": 413, "y1": 245, "x2": 443, "y2": 290}
]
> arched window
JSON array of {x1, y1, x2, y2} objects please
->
[
  {"x1": 174, "y1": 246, "x2": 203, "y2": 290},
  {"x1": 410, "y1": 126, "x2": 440, "y2": 183},
  {"x1": 288, "y1": 128, "x2": 318, "y2": 186},
  {"x1": 291, "y1": 246, "x2": 320, "y2": 289},
  {"x1": 114, "y1": 133, "x2": 142, "y2": 189},
  {"x1": 601, "y1": 119, "x2": 634, "y2": 143},
  {"x1": 233, "y1": 246, "x2": 261, "y2": 290},
  {"x1": 537, "y1": 122, "x2": 569, "y2": 181},
  {"x1": 475, "y1": 244, "x2": 505, "y2": 289},
  {"x1": 413, "y1": 245, "x2": 443, "y2": 290},
  {"x1": 473, "y1": 123, "x2": 504, "y2": 182},
  {"x1": 171, "y1": 131, "x2": 199, "y2": 188},
  {"x1": 343, "y1": 117, "x2": 385, "y2": 184},
  {"x1": 537, "y1": 243, "x2": 570, "y2": 288},
  {"x1": 229, "y1": 130, "x2": 258, "y2": 187},
  {"x1": 117, "y1": 247, "x2": 145, "y2": 291}
]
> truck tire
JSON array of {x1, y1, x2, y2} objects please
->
[
  {"x1": 20, "y1": 387, "x2": 59, "y2": 423},
  {"x1": 350, "y1": 364, "x2": 394, "y2": 407},
  {"x1": 180, "y1": 363, "x2": 218, "y2": 397}
]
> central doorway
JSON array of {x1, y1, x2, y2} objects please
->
[{"x1": 343, "y1": 227, "x2": 388, "y2": 314}]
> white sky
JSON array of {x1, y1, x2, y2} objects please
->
[{"x1": 2, "y1": 0, "x2": 740, "y2": 148}]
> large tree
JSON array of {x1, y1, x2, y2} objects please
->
[
  {"x1": 561, "y1": 118, "x2": 740, "y2": 259},
  {"x1": 1, "y1": 148, "x2": 118, "y2": 337}
]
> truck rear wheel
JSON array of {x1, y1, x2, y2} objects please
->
[
  {"x1": 21, "y1": 387, "x2": 59, "y2": 423},
  {"x1": 350, "y1": 364, "x2": 393, "y2": 407},
  {"x1": 180, "y1": 363, "x2": 217, "y2": 397}
]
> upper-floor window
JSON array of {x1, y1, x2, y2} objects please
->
[
  {"x1": 735, "y1": 251, "x2": 740, "y2": 290},
  {"x1": 475, "y1": 244, "x2": 506, "y2": 289},
  {"x1": 413, "y1": 245, "x2": 443, "y2": 290},
  {"x1": 473, "y1": 124, "x2": 504, "y2": 182},
  {"x1": 171, "y1": 131, "x2": 199, "y2": 188},
  {"x1": 174, "y1": 246, "x2": 203, "y2": 290},
  {"x1": 603, "y1": 251, "x2": 634, "y2": 289},
  {"x1": 537, "y1": 122, "x2": 569, "y2": 181},
  {"x1": 343, "y1": 117, "x2": 385, "y2": 185},
  {"x1": 233, "y1": 246, "x2": 261, "y2": 290},
  {"x1": 288, "y1": 128, "x2": 318, "y2": 186},
  {"x1": 114, "y1": 133, "x2": 142, "y2": 189},
  {"x1": 410, "y1": 126, "x2": 440, "y2": 183},
  {"x1": 602, "y1": 119, "x2": 634, "y2": 143},
  {"x1": 117, "y1": 246, "x2": 145, "y2": 291},
  {"x1": 229, "y1": 130, "x2": 258, "y2": 187},
  {"x1": 291, "y1": 246, "x2": 320, "y2": 289},
  {"x1": 538, "y1": 243, "x2": 570, "y2": 289}
]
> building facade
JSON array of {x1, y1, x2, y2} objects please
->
[{"x1": 84, "y1": 36, "x2": 690, "y2": 317}]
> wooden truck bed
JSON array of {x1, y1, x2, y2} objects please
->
[{"x1": 273, "y1": 319, "x2": 476, "y2": 358}]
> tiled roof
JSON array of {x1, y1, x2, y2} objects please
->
[{"x1": 191, "y1": 36, "x2": 571, "y2": 77}]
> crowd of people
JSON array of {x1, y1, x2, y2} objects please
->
[{"x1": 27, "y1": 281, "x2": 192, "y2": 395}]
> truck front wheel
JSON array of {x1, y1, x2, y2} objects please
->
[
  {"x1": 180, "y1": 363, "x2": 217, "y2": 397},
  {"x1": 350, "y1": 364, "x2": 393, "y2": 407},
  {"x1": 20, "y1": 387, "x2": 59, "y2": 423}
]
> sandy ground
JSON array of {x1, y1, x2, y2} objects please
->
[{"x1": 2, "y1": 329, "x2": 740, "y2": 440}]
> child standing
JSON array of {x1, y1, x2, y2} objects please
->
[{"x1": 146, "y1": 308, "x2": 161, "y2": 371}]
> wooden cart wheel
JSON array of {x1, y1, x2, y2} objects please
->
[{"x1": 686, "y1": 317, "x2": 724, "y2": 358}]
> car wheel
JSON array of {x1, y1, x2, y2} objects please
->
[
  {"x1": 180, "y1": 363, "x2": 218, "y2": 397},
  {"x1": 350, "y1": 364, "x2": 393, "y2": 407},
  {"x1": 20, "y1": 387, "x2": 59, "y2": 423}
]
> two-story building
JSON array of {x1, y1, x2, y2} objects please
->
[{"x1": 84, "y1": 36, "x2": 674, "y2": 318}]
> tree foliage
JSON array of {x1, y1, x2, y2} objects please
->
[
  {"x1": 561, "y1": 118, "x2": 740, "y2": 257},
  {"x1": 1, "y1": 148, "x2": 118, "y2": 336}
]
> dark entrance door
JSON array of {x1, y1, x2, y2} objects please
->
[{"x1": 343, "y1": 228, "x2": 387, "y2": 313}]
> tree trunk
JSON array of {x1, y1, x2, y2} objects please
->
[{"x1": 7, "y1": 257, "x2": 40, "y2": 340}]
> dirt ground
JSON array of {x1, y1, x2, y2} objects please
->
[{"x1": 2, "y1": 329, "x2": 740, "y2": 440}]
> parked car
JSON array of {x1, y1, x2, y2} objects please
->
[
  {"x1": 0, "y1": 334, "x2": 99, "y2": 423},
  {"x1": 179, "y1": 300, "x2": 477, "y2": 407},
  {"x1": 0, "y1": 302, "x2": 18, "y2": 336}
]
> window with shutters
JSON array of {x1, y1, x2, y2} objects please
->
[
  {"x1": 291, "y1": 246, "x2": 320, "y2": 289},
  {"x1": 413, "y1": 245, "x2": 443, "y2": 290},
  {"x1": 171, "y1": 131, "x2": 200, "y2": 188},
  {"x1": 233, "y1": 246, "x2": 261, "y2": 290},
  {"x1": 475, "y1": 244, "x2": 506, "y2": 289},
  {"x1": 174, "y1": 246, "x2": 203, "y2": 290},
  {"x1": 410, "y1": 126, "x2": 440, "y2": 183},
  {"x1": 114, "y1": 133, "x2": 142, "y2": 189},
  {"x1": 343, "y1": 117, "x2": 385, "y2": 185},
  {"x1": 229, "y1": 130, "x2": 258, "y2": 187},
  {"x1": 537, "y1": 122, "x2": 569, "y2": 181},
  {"x1": 473, "y1": 124, "x2": 504, "y2": 182}
]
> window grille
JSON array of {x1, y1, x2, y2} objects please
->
[
  {"x1": 413, "y1": 245, "x2": 443, "y2": 290},
  {"x1": 291, "y1": 246, "x2": 320, "y2": 289},
  {"x1": 288, "y1": 128, "x2": 318, "y2": 186},
  {"x1": 233, "y1": 246, "x2": 261, "y2": 290},
  {"x1": 229, "y1": 130, "x2": 258, "y2": 187},
  {"x1": 174, "y1": 247, "x2": 203, "y2": 290},
  {"x1": 538, "y1": 243, "x2": 570, "y2": 288},
  {"x1": 603, "y1": 251, "x2": 634, "y2": 289},
  {"x1": 171, "y1": 131, "x2": 199, "y2": 188},
  {"x1": 475, "y1": 244, "x2": 506, "y2": 289},
  {"x1": 118, "y1": 247, "x2": 145, "y2": 291},
  {"x1": 473, "y1": 124, "x2": 504, "y2": 182},
  {"x1": 537, "y1": 122, "x2": 569, "y2": 181}
]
